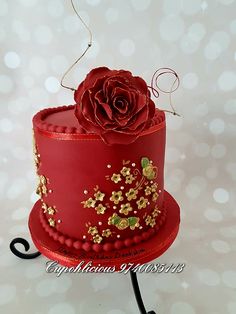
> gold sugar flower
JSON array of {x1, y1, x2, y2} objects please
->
[
  {"x1": 119, "y1": 203, "x2": 133, "y2": 215},
  {"x1": 117, "y1": 218, "x2": 129, "y2": 230},
  {"x1": 145, "y1": 215, "x2": 152, "y2": 225},
  {"x1": 94, "y1": 191, "x2": 105, "y2": 201},
  {"x1": 151, "y1": 183, "x2": 158, "y2": 193},
  {"x1": 110, "y1": 191, "x2": 124, "y2": 204},
  {"x1": 82, "y1": 197, "x2": 96, "y2": 208},
  {"x1": 40, "y1": 175, "x2": 47, "y2": 185},
  {"x1": 125, "y1": 174, "x2": 135, "y2": 184},
  {"x1": 126, "y1": 188, "x2": 138, "y2": 201},
  {"x1": 111, "y1": 173, "x2": 122, "y2": 183},
  {"x1": 152, "y1": 192, "x2": 159, "y2": 202},
  {"x1": 149, "y1": 218, "x2": 156, "y2": 227},
  {"x1": 108, "y1": 213, "x2": 118, "y2": 225},
  {"x1": 120, "y1": 167, "x2": 131, "y2": 177},
  {"x1": 152, "y1": 207, "x2": 161, "y2": 217},
  {"x1": 102, "y1": 229, "x2": 112, "y2": 237},
  {"x1": 136, "y1": 197, "x2": 148, "y2": 209},
  {"x1": 144, "y1": 186, "x2": 152, "y2": 196},
  {"x1": 142, "y1": 164, "x2": 156, "y2": 180},
  {"x1": 88, "y1": 226, "x2": 98, "y2": 235},
  {"x1": 95, "y1": 203, "x2": 106, "y2": 214},
  {"x1": 93, "y1": 234, "x2": 103, "y2": 243},
  {"x1": 48, "y1": 218, "x2": 55, "y2": 227}
]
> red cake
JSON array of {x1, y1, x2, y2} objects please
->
[{"x1": 29, "y1": 67, "x2": 180, "y2": 267}]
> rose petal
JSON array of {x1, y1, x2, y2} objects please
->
[{"x1": 101, "y1": 130, "x2": 139, "y2": 145}]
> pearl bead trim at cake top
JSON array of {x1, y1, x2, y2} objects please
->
[
  {"x1": 39, "y1": 203, "x2": 167, "y2": 252},
  {"x1": 33, "y1": 105, "x2": 165, "y2": 135}
]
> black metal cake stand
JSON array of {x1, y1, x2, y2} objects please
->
[{"x1": 10, "y1": 237, "x2": 156, "y2": 314}]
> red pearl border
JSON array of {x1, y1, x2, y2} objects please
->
[{"x1": 40, "y1": 205, "x2": 167, "y2": 252}]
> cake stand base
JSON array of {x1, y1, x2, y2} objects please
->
[{"x1": 10, "y1": 237, "x2": 156, "y2": 314}]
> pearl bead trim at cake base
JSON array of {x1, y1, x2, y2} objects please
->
[{"x1": 39, "y1": 204, "x2": 167, "y2": 253}]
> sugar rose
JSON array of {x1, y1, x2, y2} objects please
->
[{"x1": 74, "y1": 67, "x2": 155, "y2": 145}]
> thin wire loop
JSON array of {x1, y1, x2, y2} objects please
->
[
  {"x1": 60, "y1": 0, "x2": 93, "y2": 92},
  {"x1": 148, "y1": 67, "x2": 180, "y2": 117}
]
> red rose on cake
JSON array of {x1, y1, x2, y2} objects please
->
[{"x1": 74, "y1": 67, "x2": 155, "y2": 145}]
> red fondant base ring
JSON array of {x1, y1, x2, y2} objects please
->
[{"x1": 28, "y1": 191, "x2": 180, "y2": 270}]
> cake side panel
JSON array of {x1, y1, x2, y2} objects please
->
[{"x1": 33, "y1": 123, "x2": 166, "y2": 245}]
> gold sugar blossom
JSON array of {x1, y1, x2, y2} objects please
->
[
  {"x1": 33, "y1": 132, "x2": 40, "y2": 171},
  {"x1": 120, "y1": 167, "x2": 131, "y2": 177},
  {"x1": 125, "y1": 174, "x2": 135, "y2": 184},
  {"x1": 153, "y1": 208, "x2": 161, "y2": 218},
  {"x1": 110, "y1": 191, "x2": 124, "y2": 204},
  {"x1": 145, "y1": 186, "x2": 152, "y2": 196},
  {"x1": 145, "y1": 215, "x2": 156, "y2": 227},
  {"x1": 42, "y1": 202, "x2": 56, "y2": 215},
  {"x1": 88, "y1": 226, "x2": 98, "y2": 235},
  {"x1": 95, "y1": 203, "x2": 106, "y2": 215},
  {"x1": 136, "y1": 196, "x2": 149, "y2": 209},
  {"x1": 93, "y1": 234, "x2": 103, "y2": 243},
  {"x1": 145, "y1": 206, "x2": 161, "y2": 227},
  {"x1": 111, "y1": 173, "x2": 122, "y2": 183},
  {"x1": 119, "y1": 203, "x2": 133, "y2": 215},
  {"x1": 152, "y1": 192, "x2": 159, "y2": 202},
  {"x1": 82, "y1": 197, "x2": 96, "y2": 208},
  {"x1": 48, "y1": 218, "x2": 56, "y2": 227},
  {"x1": 108, "y1": 213, "x2": 140, "y2": 230},
  {"x1": 36, "y1": 175, "x2": 49, "y2": 198},
  {"x1": 94, "y1": 191, "x2": 105, "y2": 201},
  {"x1": 102, "y1": 229, "x2": 112, "y2": 237},
  {"x1": 151, "y1": 183, "x2": 158, "y2": 193},
  {"x1": 126, "y1": 188, "x2": 138, "y2": 201}
]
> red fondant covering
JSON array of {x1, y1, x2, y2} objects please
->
[
  {"x1": 29, "y1": 104, "x2": 180, "y2": 264},
  {"x1": 32, "y1": 106, "x2": 166, "y2": 248}
]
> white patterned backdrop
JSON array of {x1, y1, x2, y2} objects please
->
[{"x1": 0, "y1": 0, "x2": 236, "y2": 313}]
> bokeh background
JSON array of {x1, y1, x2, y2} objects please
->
[{"x1": 0, "y1": 0, "x2": 236, "y2": 313}]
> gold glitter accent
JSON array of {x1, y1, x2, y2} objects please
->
[
  {"x1": 95, "y1": 203, "x2": 106, "y2": 214},
  {"x1": 125, "y1": 174, "x2": 135, "y2": 184},
  {"x1": 94, "y1": 191, "x2": 105, "y2": 201},
  {"x1": 120, "y1": 167, "x2": 131, "y2": 177},
  {"x1": 136, "y1": 197, "x2": 149, "y2": 209},
  {"x1": 48, "y1": 218, "x2": 55, "y2": 227},
  {"x1": 111, "y1": 173, "x2": 122, "y2": 183},
  {"x1": 93, "y1": 234, "x2": 103, "y2": 243},
  {"x1": 119, "y1": 203, "x2": 133, "y2": 215},
  {"x1": 102, "y1": 229, "x2": 111, "y2": 237},
  {"x1": 88, "y1": 226, "x2": 98, "y2": 235},
  {"x1": 110, "y1": 191, "x2": 123, "y2": 204},
  {"x1": 125, "y1": 188, "x2": 138, "y2": 201},
  {"x1": 81, "y1": 197, "x2": 96, "y2": 208}
]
